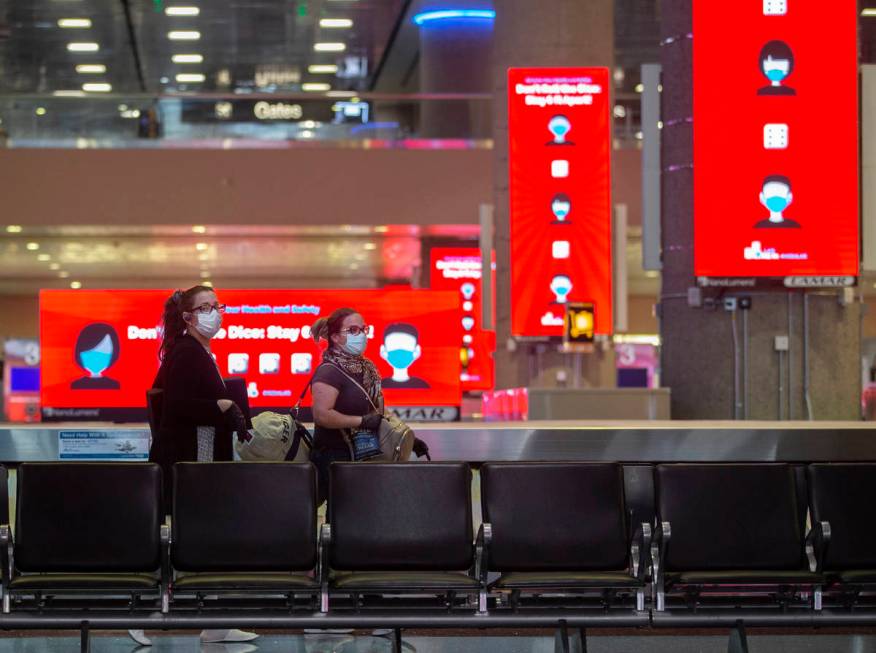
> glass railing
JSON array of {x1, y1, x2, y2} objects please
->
[{"x1": 0, "y1": 93, "x2": 644, "y2": 149}]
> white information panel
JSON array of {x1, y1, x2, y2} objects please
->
[{"x1": 58, "y1": 430, "x2": 150, "y2": 460}]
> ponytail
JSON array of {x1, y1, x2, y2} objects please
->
[
  {"x1": 312, "y1": 307, "x2": 357, "y2": 348},
  {"x1": 159, "y1": 285, "x2": 213, "y2": 361}
]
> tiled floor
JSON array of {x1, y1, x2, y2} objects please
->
[{"x1": 2, "y1": 631, "x2": 876, "y2": 652}]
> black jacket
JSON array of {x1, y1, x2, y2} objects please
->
[{"x1": 149, "y1": 334, "x2": 233, "y2": 472}]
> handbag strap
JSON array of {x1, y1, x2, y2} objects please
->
[{"x1": 324, "y1": 362, "x2": 382, "y2": 415}]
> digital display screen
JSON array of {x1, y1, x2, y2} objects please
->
[
  {"x1": 429, "y1": 247, "x2": 495, "y2": 391},
  {"x1": 40, "y1": 289, "x2": 462, "y2": 420},
  {"x1": 508, "y1": 67, "x2": 613, "y2": 337},
  {"x1": 693, "y1": 0, "x2": 859, "y2": 278}
]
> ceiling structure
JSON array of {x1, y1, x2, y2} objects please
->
[{"x1": 0, "y1": 2, "x2": 873, "y2": 299}]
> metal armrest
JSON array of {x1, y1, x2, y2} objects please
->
[
  {"x1": 805, "y1": 520, "x2": 831, "y2": 574},
  {"x1": 159, "y1": 524, "x2": 171, "y2": 613},
  {"x1": 630, "y1": 522, "x2": 652, "y2": 582},
  {"x1": 475, "y1": 523, "x2": 492, "y2": 614},
  {"x1": 319, "y1": 524, "x2": 332, "y2": 613},
  {"x1": 651, "y1": 521, "x2": 671, "y2": 611},
  {"x1": 1, "y1": 524, "x2": 12, "y2": 614}
]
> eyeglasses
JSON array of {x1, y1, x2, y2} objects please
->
[
  {"x1": 192, "y1": 303, "x2": 226, "y2": 315},
  {"x1": 341, "y1": 325, "x2": 369, "y2": 336}
]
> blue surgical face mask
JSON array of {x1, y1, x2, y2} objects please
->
[
  {"x1": 765, "y1": 68, "x2": 787, "y2": 82},
  {"x1": 765, "y1": 195, "x2": 789, "y2": 213},
  {"x1": 386, "y1": 348, "x2": 415, "y2": 370},
  {"x1": 80, "y1": 349, "x2": 112, "y2": 377},
  {"x1": 342, "y1": 332, "x2": 367, "y2": 356}
]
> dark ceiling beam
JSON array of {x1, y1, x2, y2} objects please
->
[{"x1": 119, "y1": 0, "x2": 147, "y2": 92}]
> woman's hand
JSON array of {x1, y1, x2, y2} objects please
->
[
  {"x1": 223, "y1": 402, "x2": 249, "y2": 441},
  {"x1": 360, "y1": 413, "x2": 384, "y2": 432}
]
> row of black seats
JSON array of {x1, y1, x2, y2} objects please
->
[{"x1": 3, "y1": 462, "x2": 876, "y2": 633}]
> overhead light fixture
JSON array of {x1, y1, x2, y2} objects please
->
[
  {"x1": 165, "y1": 6, "x2": 200, "y2": 16},
  {"x1": 192, "y1": 225, "x2": 207, "y2": 233},
  {"x1": 862, "y1": 8, "x2": 876, "y2": 16},
  {"x1": 319, "y1": 18, "x2": 353, "y2": 28},
  {"x1": 412, "y1": 9, "x2": 496, "y2": 26},
  {"x1": 299, "y1": 130, "x2": 315, "y2": 138},
  {"x1": 302, "y1": 83, "x2": 331, "y2": 92},
  {"x1": 313, "y1": 42, "x2": 346, "y2": 52},
  {"x1": 59, "y1": 271, "x2": 70, "y2": 279},
  {"x1": 202, "y1": 280, "x2": 213, "y2": 287},
  {"x1": 5, "y1": 225, "x2": 22, "y2": 233},
  {"x1": 67, "y1": 42, "x2": 100, "y2": 52},
  {"x1": 176, "y1": 73, "x2": 205, "y2": 83},
  {"x1": 308, "y1": 64, "x2": 338, "y2": 74},
  {"x1": 168, "y1": 30, "x2": 201, "y2": 40},
  {"x1": 49, "y1": 263, "x2": 60, "y2": 271},
  {"x1": 82, "y1": 82, "x2": 112, "y2": 92},
  {"x1": 58, "y1": 18, "x2": 92, "y2": 28},
  {"x1": 26, "y1": 242, "x2": 40, "y2": 251},
  {"x1": 75, "y1": 64, "x2": 106, "y2": 74},
  {"x1": 34, "y1": 107, "x2": 47, "y2": 116},
  {"x1": 635, "y1": 83, "x2": 644, "y2": 93},
  {"x1": 364, "y1": 242, "x2": 377, "y2": 251},
  {"x1": 70, "y1": 281, "x2": 82, "y2": 289},
  {"x1": 326, "y1": 90, "x2": 356, "y2": 97},
  {"x1": 37, "y1": 254, "x2": 51, "y2": 262},
  {"x1": 53, "y1": 90, "x2": 86, "y2": 97},
  {"x1": 195, "y1": 242, "x2": 208, "y2": 251},
  {"x1": 172, "y1": 54, "x2": 203, "y2": 63}
]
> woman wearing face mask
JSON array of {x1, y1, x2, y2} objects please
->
[
  {"x1": 130, "y1": 285, "x2": 256, "y2": 648},
  {"x1": 310, "y1": 307, "x2": 384, "y2": 505}
]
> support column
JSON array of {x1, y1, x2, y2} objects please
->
[
  {"x1": 659, "y1": 0, "x2": 862, "y2": 419},
  {"x1": 491, "y1": 0, "x2": 615, "y2": 390},
  {"x1": 417, "y1": 1, "x2": 494, "y2": 138}
]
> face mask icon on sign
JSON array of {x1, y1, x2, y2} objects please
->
[
  {"x1": 379, "y1": 323, "x2": 431, "y2": 389},
  {"x1": 71, "y1": 323, "x2": 121, "y2": 390}
]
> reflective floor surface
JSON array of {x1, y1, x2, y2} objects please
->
[{"x1": 1, "y1": 632, "x2": 876, "y2": 652}]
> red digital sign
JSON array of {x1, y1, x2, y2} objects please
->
[
  {"x1": 429, "y1": 248, "x2": 495, "y2": 391},
  {"x1": 693, "y1": 0, "x2": 859, "y2": 278},
  {"x1": 508, "y1": 67, "x2": 613, "y2": 337},
  {"x1": 41, "y1": 289, "x2": 461, "y2": 420}
]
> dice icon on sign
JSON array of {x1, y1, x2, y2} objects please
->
[
  {"x1": 763, "y1": 0, "x2": 787, "y2": 15},
  {"x1": 763, "y1": 123, "x2": 789, "y2": 150}
]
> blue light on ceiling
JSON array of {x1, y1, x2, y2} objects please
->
[{"x1": 412, "y1": 9, "x2": 496, "y2": 26}]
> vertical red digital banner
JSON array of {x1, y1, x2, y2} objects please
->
[
  {"x1": 508, "y1": 67, "x2": 613, "y2": 337},
  {"x1": 693, "y1": 0, "x2": 859, "y2": 278},
  {"x1": 429, "y1": 248, "x2": 496, "y2": 391}
]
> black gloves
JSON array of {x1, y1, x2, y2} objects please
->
[
  {"x1": 413, "y1": 437, "x2": 430, "y2": 460},
  {"x1": 360, "y1": 413, "x2": 384, "y2": 432},
  {"x1": 224, "y1": 402, "x2": 249, "y2": 442}
]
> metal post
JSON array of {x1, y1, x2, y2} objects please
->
[
  {"x1": 479, "y1": 203, "x2": 494, "y2": 331},
  {"x1": 641, "y1": 63, "x2": 663, "y2": 271},
  {"x1": 614, "y1": 204, "x2": 629, "y2": 333}
]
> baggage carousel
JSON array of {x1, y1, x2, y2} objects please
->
[{"x1": 0, "y1": 421, "x2": 875, "y2": 463}]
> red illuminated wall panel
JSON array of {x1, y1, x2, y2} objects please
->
[
  {"x1": 508, "y1": 67, "x2": 613, "y2": 336},
  {"x1": 429, "y1": 248, "x2": 495, "y2": 391},
  {"x1": 693, "y1": 0, "x2": 859, "y2": 278},
  {"x1": 40, "y1": 289, "x2": 461, "y2": 418}
]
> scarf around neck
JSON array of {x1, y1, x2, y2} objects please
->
[{"x1": 322, "y1": 345, "x2": 382, "y2": 405}]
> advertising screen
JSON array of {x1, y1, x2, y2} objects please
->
[
  {"x1": 429, "y1": 248, "x2": 495, "y2": 391},
  {"x1": 508, "y1": 67, "x2": 613, "y2": 337},
  {"x1": 41, "y1": 289, "x2": 461, "y2": 421},
  {"x1": 693, "y1": 0, "x2": 859, "y2": 278}
]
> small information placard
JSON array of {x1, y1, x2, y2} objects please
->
[{"x1": 58, "y1": 430, "x2": 150, "y2": 460}]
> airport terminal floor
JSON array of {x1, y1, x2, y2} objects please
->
[{"x1": 4, "y1": 0, "x2": 876, "y2": 651}]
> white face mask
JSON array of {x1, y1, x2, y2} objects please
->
[
  {"x1": 193, "y1": 308, "x2": 222, "y2": 339},
  {"x1": 342, "y1": 332, "x2": 368, "y2": 356}
]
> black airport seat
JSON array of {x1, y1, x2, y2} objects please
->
[
  {"x1": 322, "y1": 462, "x2": 478, "y2": 610},
  {"x1": 4, "y1": 463, "x2": 165, "y2": 611},
  {"x1": 479, "y1": 462, "x2": 650, "y2": 612},
  {"x1": 653, "y1": 463, "x2": 821, "y2": 613},
  {"x1": 171, "y1": 462, "x2": 319, "y2": 601},
  {"x1": 807, "y1": 463, "x2": 876, "y2": 607}
]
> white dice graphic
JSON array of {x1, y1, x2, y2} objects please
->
[
  {"x1": 764, "y1": 123, "x2": 789, "y2": 150},
  {"x1": 763, "y1": 0, "x2": 787, "y2": 15}
]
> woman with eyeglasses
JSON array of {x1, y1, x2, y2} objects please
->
[
  {"x1": 130, "y1": 285, "x2": 256, "y2": 648},
  {"x1": 310, "y1": 307, "x2": 385, "y2": 505}
]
